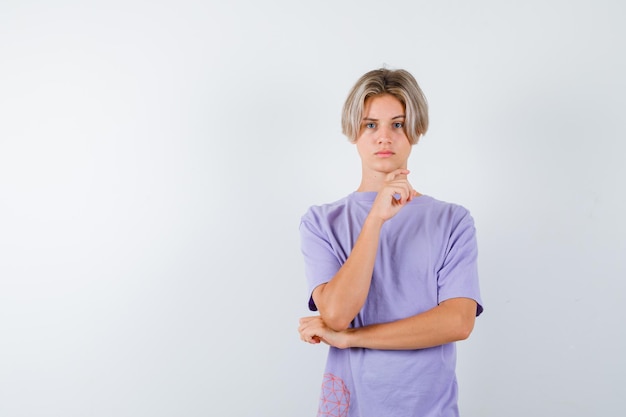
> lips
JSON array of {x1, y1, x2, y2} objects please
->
[{"x1": 375, "y1": 150, "x2": 395, "y2": 157}]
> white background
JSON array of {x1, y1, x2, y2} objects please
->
[{"x1": 1, "y1": 1, "x2": 625, "y2": 416}]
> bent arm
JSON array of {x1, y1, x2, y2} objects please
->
[
  {"x1": 312, "y1": 215, "x2": 384, "y2": 331},
  {"x1": 308, "y1": 169, "x2": 418, "y2": 332},
  {"x1": 346, "y1": 297, "x2": 477, "y2": 350},
  {"x1": 300, "y1": 298, "x2": 478, "y2": 350}
]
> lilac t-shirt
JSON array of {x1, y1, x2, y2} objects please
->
[{"x1": 300, "y1": 192, "x2": 483, "y2": 417}]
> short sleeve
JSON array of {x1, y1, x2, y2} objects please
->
[
  {"x1": 437, "y1": 208, "x2": 484, "y2": 316},
  {"x1": 300, "y1": 213, "x2": 342, "y2": 311}
]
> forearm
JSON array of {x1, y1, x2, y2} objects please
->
[
  {"x1": 344, "y1": 298, "x2": 477, "y2": 350},
  {"x1": 314, "y1": 215, "x2": 384, "y2": 330}
]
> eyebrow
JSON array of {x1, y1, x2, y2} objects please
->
[{"x1": 362, "y1": 115, "x2": 405, "y2": 121}]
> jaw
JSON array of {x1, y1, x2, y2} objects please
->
[
  {"x1": 358, "y1": 160, "x2": 409, "y2": 191},
  {"x1": 361, "y1": 155, "x2": 409, "y2": 175}
]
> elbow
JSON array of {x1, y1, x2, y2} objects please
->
[
  {"x1": 314, "y1": 295, "x2": 353, "y2": 331},
  {"x1": 454, "y1": 316, "x2": 475, "y2": 341},
  {"x1": 441, "y1": 298, "x2": 477, "y2": 342},
  {"x1": 455, "y1": 325, "x2": 473, "y2": 341},
  {"x1": 320, "y1": 310, "x2": 352, "y2": 332}
]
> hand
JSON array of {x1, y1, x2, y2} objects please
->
[
  {"x1": 298, "y1": 316, "x2": 351, "y2": 349},
  {"x1": 369, "y1": 169, "x2": 418, "y2": 221}
]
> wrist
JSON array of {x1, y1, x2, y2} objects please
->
[
  {"x1": 363, "y1": 214, "x2": 385, "y2": 229},
  {"x1": 342, "y1": 328, "x2": 358, "y2": 349}
]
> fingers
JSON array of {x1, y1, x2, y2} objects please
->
[
  {"x1": 385, "y1": 168, "x2": 410, "y2": 182},
  {"x1": 383, "y1": 169, "x2": 416, "y2": 204},
  {"x1": 386, "y1": 181, "x2": 414, "y2": 205},
  {"x1": 299, "y1": 316, "x2": 327, "y2": 344},
  {"x1": 298, "y1": 316, "x2": 348, "y2": 348},
  {"x1": 298, "y1": 316, "x2": 320, "y2": 344}
]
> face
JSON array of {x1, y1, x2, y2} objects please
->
[{"x1": 355, "y1": 94, "x2": 412, "y2": 177}]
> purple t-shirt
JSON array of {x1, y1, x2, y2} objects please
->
[{"x1": 300, "y1": 192, "x2": 483, "y2": 417}]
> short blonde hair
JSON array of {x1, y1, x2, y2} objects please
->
[{"x1": 341, "y1": 68, "x2": 429, "y2": 144}]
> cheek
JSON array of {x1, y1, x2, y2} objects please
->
[
  {"x1": 393, "y1": 134, "x2": 411, "y2": 147},
  {"x1": 354, "y1": 141, "x2": 365, "y2": 157},
  {"x1": 398, "y1": 140, "x2": 412, "y2": 155}
]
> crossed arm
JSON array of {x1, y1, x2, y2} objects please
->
[
  {"x1": 299, "y1": 297, "x2": 477, "y2": 350},
  {"x1": 298, "y1": 169, "x2": 477, "y2": 350}
]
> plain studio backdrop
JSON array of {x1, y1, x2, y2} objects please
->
[{"x1": 1, "y1": 1, "x2": 625, "y2": 416}]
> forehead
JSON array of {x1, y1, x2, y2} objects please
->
[{"x1": 362, "y1": 94, "x2": 405, "y2": 118}]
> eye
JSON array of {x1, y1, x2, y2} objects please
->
[
  {"x1": 393, "y1": 122, "x2": 404, "y2": 128},
  {"x1": 365, "y1": 122, "x2": 376, "y2": 129}
]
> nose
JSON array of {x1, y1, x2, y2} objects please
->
[{"x1": 377, "y1": 126, "x2": 392, "y2": 144}]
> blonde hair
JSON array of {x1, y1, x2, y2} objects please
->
[{"x1": 341, "y1": 68, "x2": 429, "y2": 144}]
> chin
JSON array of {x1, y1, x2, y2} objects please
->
[{"x1": 375, "y1": 163, "x2": 405, "y2": 173}]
